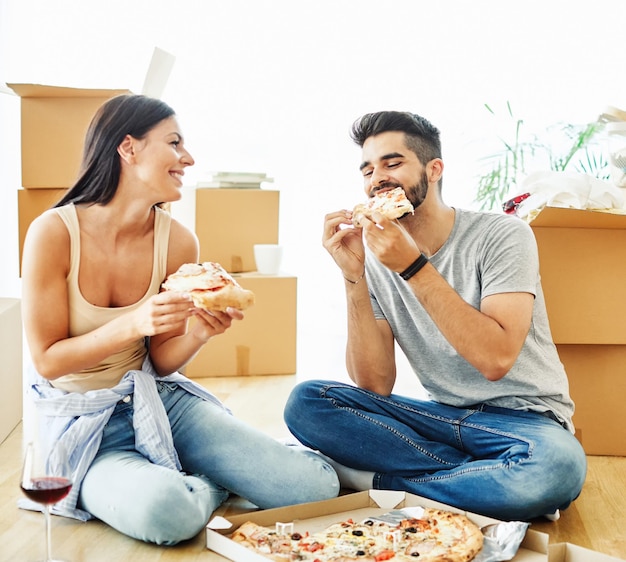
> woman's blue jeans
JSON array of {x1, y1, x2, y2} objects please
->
[
  {"x1": 78, "y1": 382, "x2": 339, "y2": 545},
  {"x1": 284, "y1": 380, "x2": 587, "y2": 521}
]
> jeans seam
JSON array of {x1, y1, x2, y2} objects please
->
[
  {"x1": 330, "y1": 401, "x2": 461, "y2": 467},
  {"x1": 321, "y1": 383, "x2": 535, "y2": 469},
  {"x1": 402, "y1": 461, "x2": 512, "y2": 484}
]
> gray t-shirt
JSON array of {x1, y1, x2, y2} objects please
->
[{"x1": 366, "y1": 208, "x2": 575, "y2": 432}]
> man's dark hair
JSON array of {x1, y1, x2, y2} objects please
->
[
  {"x1": 55, "y1": 94, "x2": 176, "y2": 208},
  {"x1": 350, "y1": 111, "x2": 442, "y2": 165}
]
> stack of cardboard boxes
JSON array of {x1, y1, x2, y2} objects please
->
[
  {"x1": 172, "y1": 186, "x2": 297, "y2": 377},
  {"x1": 529, "y1": 206, "x2": 626, "y2": 456}
]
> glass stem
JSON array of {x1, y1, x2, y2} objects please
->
[{"x1": 44, "y1": 503, "x2": 52, "y2": 561}]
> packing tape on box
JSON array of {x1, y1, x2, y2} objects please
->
[{"x1": 236, "y1": 346, "x2": 250, "y2": 376}]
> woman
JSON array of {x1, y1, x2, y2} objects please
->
[{"x1": 20, "y1": 94, "x2": 339, "y2": 545}]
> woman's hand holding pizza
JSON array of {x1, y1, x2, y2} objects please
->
[
  {"x1": 131, "y1": 291, "x2": 196, "y2": 338},
  {"x1": 189, "y1": 307, "x2": 244, "y2": 343},
  {"x1": 126, "y1": 289, "x2": 243, "y2": 344}
]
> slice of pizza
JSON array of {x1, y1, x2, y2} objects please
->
[
  {"x1": 162, "y1": 262, "x2": 255, "y2": 312},
  {"x1": 230, "y1": 521, "x2": 295, "y2": 561},
  {"x1": 352, "y1": 187, "x2": 414, "y2": 227},
  {"x1": 397, "y1": 509, "x2": 484, "y2": 561}
]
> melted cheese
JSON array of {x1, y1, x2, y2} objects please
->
[{"x1": 162, "y1": 262, "x2": 233, "y2": 292}]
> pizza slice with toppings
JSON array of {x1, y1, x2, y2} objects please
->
[
  {"x1": 352, "y1": 187, "x2": 414, "y2": 227},
  {"x1": 162, "y1": 262, "x2": 255, "y2": 311}
]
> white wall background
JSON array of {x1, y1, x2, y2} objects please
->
[{"x1": 1, "y1": 0, "x2": 625, "y2": 381}]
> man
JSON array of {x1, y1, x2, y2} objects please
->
[{"x1": 284, "y1": 111, "x2": 586, "y2": 521}]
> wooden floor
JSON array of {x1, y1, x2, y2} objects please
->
[{"x1": 1, "y1": 374, "x2": 625, "y2": 561}]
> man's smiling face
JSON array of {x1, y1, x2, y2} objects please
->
[{"x1": 360, "y1": 131, "x2": 429, "y2": 209}]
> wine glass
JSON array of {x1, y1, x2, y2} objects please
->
[{"x1": 20, "y1": 441, "x2": 73, "y2": 562}]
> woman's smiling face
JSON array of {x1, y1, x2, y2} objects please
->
[{"x1": 130, "y1": 116, "x2": 195, "y2": 202}]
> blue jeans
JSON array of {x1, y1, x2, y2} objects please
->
[
  {"x1": 284, "y1": 380, "x2": 587, "y2": 521},
  {"x1": 78, "y1": 382, "x2": 339, "y2": 545}
]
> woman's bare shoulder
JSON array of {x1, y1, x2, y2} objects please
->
[
  {"x1": 21, "y1": 208, "x2": 70, "y2": 279},
  {"x1": 166, "y1": 215, "x2": 199, "y2": 274},
  {"x1": 24, "y1": 208, "x2": 70, "y2": 251}
]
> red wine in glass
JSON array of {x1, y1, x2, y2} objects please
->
[
  {"x1": 21, "y1": 442, "x2": 73, "y2": 562},
  {"x1": 21, "y1": 476, "x2": 72, "y2": 505}
]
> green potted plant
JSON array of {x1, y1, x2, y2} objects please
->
[{"x1": 474, "y1": 102, "x2": 609, "y2": 211}]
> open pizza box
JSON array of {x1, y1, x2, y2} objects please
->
[
  {"x1": 206, "y1": 490, "x2": 528, "y2": 561},
  {"x1": 206, "y1": 490, "x2": 623, "y2": 561}
]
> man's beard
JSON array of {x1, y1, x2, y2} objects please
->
[
  {"x1": 405, "y1": 169, "x2": 429, "y2": 210},
  {"x1": 373, "y1": 169, "x2": 429, "y2": 210}
]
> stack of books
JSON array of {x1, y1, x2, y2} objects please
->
[{"x1": 197, "y1": 171, "x2": 274, "y2": 189}]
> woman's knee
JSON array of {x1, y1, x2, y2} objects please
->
[
  {"x1": 81, "y1": 459, "x2": 227, "y2": 545},
  {"x1": 132, "y1": 475, "x2": 226, "y2": 545},
  {"x1": 282, "y1": 451, "x2": 341, "y2": 505},
  {"x1": 142, "y1": 474, "x2": 228, "y2": 545}
]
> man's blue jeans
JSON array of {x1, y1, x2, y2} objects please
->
[
  {"x1": 78, "y1": 382, "x2": 339, "y2": 545},
  {"x1": 284, "y1": 380, "x2": 586, "y2": 521}
]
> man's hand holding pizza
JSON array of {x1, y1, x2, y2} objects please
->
[
  {"x1": 325, "y1": 186, "x2": 419, "y2": 283},
  {"x1": 322, "y1": 210, "x2": 367, "y2": 285},
  {"x1": 361, "y1": 210, "x2": 423, "y2": 275}
]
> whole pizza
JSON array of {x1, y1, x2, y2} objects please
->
[{"x1": 230, "y1": 507, "x2": 484, "y2": 561}]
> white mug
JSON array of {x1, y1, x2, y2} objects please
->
[{"x1": 253, "y1": 244, "x2": 283, "y2": 275}]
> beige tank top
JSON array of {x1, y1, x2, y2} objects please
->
[{"x1": 51, "y1": 204, "x2": 171, "y2": 393}]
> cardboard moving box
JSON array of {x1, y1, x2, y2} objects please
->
[
  {"x1": 206, "y1": 490, "x2": 623, "y2": 561},
  {"x1": 529, "y1": 207, "x2": 626, "y2": 345},
  {"x1": 17, "y1": 188, "x2": 68, "y2": 272},
  {"x1": 172, "y1": 187, "x2": 280, "y2": 273},
  {"x1": 184, "y1": 273, "x2": 296, "y2": 377},
  {"x1": 7, "y1": 84, "x2": 129, "y2": 188},
  {"x1": 556, "y1": 344, "x2": 626, "y2": 456},
  {"x1": 529, "y1": 207, "x2": 626, "y2": 456}
]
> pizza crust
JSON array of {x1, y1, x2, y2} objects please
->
[
  {"x1": 186, "y1": 283, "x2": 255, "y2": 312},
  {"x1": 352, "y1": 187, "x2": 414, "y2": 227},
  {"x1": 162, "y1": 262, "x2": 255, "y2": 312}
]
